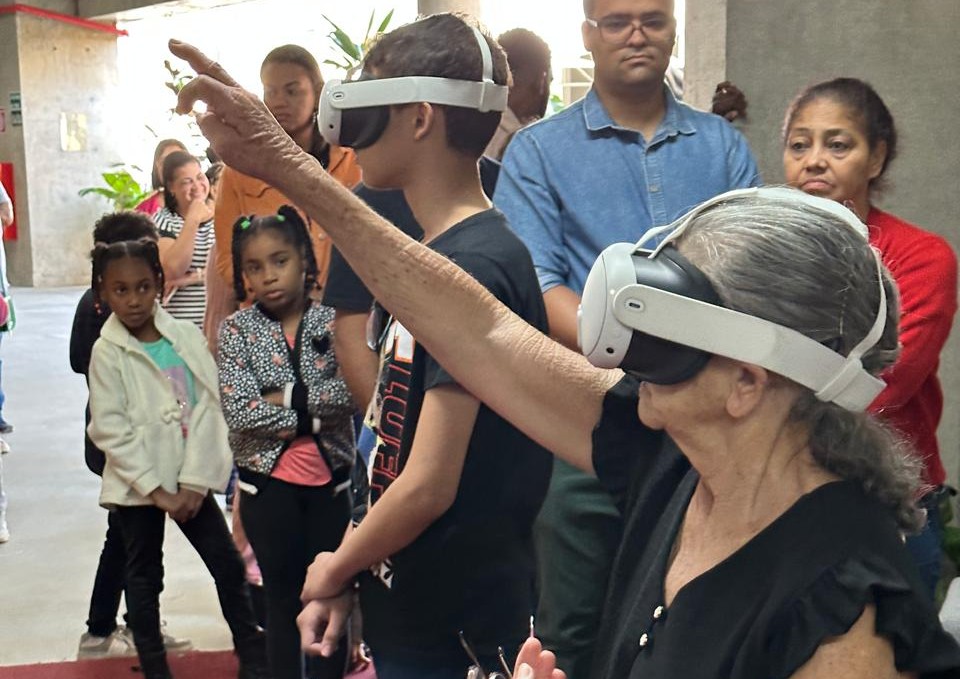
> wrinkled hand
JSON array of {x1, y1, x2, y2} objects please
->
[
  {"x1": 513, "y1": 637, "x2": 566, "y2": 679},
  {"x1": 711, "y1": 81, "x2": 748, "y2": 122},
  {"x1": 169, "y1": 40, "x2": 301, "y2": 186},
  {"x1": 296, "y1": 591, "x2": 353, "y2": 658},
  {"x1": 301, "y1": 551, "x2": 348, "y2": 602}
]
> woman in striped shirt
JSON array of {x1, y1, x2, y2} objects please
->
[{"x1": 155, "y1": 150, "x2": 214, "y2": 328}]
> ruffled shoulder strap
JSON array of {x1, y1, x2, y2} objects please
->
[{"x1": 767, "y1": 554, "x2": 960, "y2": 679}]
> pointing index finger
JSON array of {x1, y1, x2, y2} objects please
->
[
  {"x1": 169, "y1": 39, "x2": 239, "y2": 87},
  {"x1": 168, "y1": 39, "x2": 242, "y2": 115}
]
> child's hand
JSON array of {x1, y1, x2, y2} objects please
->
[
  {"x1": 260, "y1": 388, "x2": 285, "y2": 407},
  {"x1": 350, "y1": 640, "x2": 371, "y2": 671},
  {"x1": 176, "y1": 488, "x2": 206, "y2": 521},
  {"x1": 301, "y1": 551, "x2": 349, "y2": 601},
  {"x1": 149, "y1": 487, "x2": 179, "y2": 515},
  {"x1": 297, "y1": 591, "x2": 354, "y2": 658}
]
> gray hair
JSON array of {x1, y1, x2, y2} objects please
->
[{"x1": 676, "y1": 194, "x2": 923, "y2": 532}]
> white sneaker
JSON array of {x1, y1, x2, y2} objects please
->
[
  {"x1": 0, "y1": 438, "x2": 10, "y2": 454},
  {"x1": 77, "y1": 628, "x2": 136, "y2": 659},
  {"x1": 0, "y1": 516, "x2": 8, "y2": 543},
  {"x1": 117, "y1": 623, "x2": 194, "y2": 654}
]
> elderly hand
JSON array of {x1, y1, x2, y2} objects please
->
[
  {"x1": 514, "y1": 637, "x2": 566, "y2": 679},
  {"x1": 297, "y1": 591, "x2": 353, "y2": 658},
  {"x1": 169, "y1": 39, "x2": 302, "y2": 186}
]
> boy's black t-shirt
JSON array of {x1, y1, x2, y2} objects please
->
[
  {"x1": 323, "y1": 157, "x2": 501, "y2": 313},
  {"x1": 358, "y1": 208, "x2": 552, "y2": 662}
]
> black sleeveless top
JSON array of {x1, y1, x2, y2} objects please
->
[{"x1": 590, "y1": 377, "x2": 960, "y2": 679}]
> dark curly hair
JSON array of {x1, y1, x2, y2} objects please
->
[
  {"x1": 230, "y1": 205, "x2": 317, "y2": 303},
  {"x1": 92, "y1": 211, "x2": 158, "y2": 245}
]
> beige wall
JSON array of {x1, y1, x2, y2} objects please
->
[
  {"x1": 418, "y1": 0, "x2": 483, "y2": 18},
  {"x1": 686, "y1": 0, "x2": 960, "y2": 482},
  {"x1": 1, "y1": 12, "x2": 123, "y2": 286}
]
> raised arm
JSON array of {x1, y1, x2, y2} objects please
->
[{"x1": 172, "y1": 40, "x2": 619, "y2": 474}]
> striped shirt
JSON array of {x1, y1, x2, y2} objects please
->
[{"x1": 154, "y1": 206, "x2": 213, "y2": 329}]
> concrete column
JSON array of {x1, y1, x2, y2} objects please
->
[
  {"x1": 0, "y1": 8, "x2": 124, "y2": 286},
  {"x1": 418, "y1": 0, "x2": 483, "y2": 19},
  {"x1": 686, "y1": 0, "x2": 960, "y2": 481}
]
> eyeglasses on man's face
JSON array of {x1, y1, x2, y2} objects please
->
[{"x1": 585, "y1": 14, "x2": 674, "y2": 44}]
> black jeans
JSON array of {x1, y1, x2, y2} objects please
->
[
  {"x1": 240, "y1": 478, "x2": 351, "y2": 679},
  {"x1": 86, "y1": 509, "x2": 126, "y2": 637},
  {"x1": 115, "y1": 494, "x2": 262, "y2": 664}
]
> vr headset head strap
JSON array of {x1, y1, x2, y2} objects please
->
[{"x1": 579, "y1": 187, "x2": 889, "y2": 412}]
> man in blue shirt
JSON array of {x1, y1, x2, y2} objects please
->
[{"x1": 494, "y1": 0, "x2": 760, "y2": 676}]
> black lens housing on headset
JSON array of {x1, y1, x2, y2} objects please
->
[
  {"x1": 622, "y1": 246, "x2": 724, "y2": 385},
  {"x1": 339, "y1": 105, "x2": 391, "y2": 150}
]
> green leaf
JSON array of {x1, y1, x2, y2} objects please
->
[
  {"x1": 323, "y1": 58, "x2": 352, "y2": 70},
  {"x1": 365, "y1": 10, "x2": 374, "y2": 39},
  {"x1": 78, "y1": 187, "x2": 117, "y2": 201},
  {"x1": 377, "y1": 9, "x2": 394, "y2": 35},
  {"x1": 323, "y1": 14, "x2": 361, "y2": 61}
]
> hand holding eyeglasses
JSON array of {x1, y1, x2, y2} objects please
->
[{"x1": 513, "y1": 637, "x2": 566, "y2": 679}]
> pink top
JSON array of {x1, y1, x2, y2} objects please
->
[
  {"x1": 270, "y1": 332, "x2": 333, "y2": 486},
  {"x1": 135, "y1": 192, "x2": 164, "y2": 217}
]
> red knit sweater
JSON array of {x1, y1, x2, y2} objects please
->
[{"x1": 867, "y1": 208, "x2": 957, "y2": 487}]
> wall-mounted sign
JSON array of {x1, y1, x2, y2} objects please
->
[
  {"x1": 60, "y1": 112, "x2": 88, "y2": 152},
  {"x1": 8, "y1": 93, "x2": 21, "y2": 127}
]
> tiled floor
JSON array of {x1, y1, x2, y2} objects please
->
[{"x1": 0, "y1": 287, "x2": 232, "y2": 666}]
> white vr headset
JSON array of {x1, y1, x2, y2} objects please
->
[
  {"x1": 318, "y1": 25, "x2": 508, "y2": 149},
  {"x1": 577, "y1": 187, "x2": 888, "y2": 412}
]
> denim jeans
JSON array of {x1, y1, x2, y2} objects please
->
[
  {"x1": 905, "y1": 488, "x2": 945, "y2": 601},
  {"x1": 240, "y1": 479, "x2": 351, "y2": 679},
  {"x1": 86, "y1": 509, "x2": 127, "y2": 637},
  {"x1": 115, "y1": 494, "x2": 261, "y2": 664}
]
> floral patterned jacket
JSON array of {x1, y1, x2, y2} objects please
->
[{"x1": 217, "y1": 300, "x2": 355, "y2": 488}]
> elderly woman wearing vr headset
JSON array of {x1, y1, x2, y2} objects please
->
[{"x1": 170, "y1": 35, "x2": 960, "y2": 679}]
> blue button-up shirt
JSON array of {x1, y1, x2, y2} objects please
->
[{"x1": 495, "y1": 87, "x2": 761, "y2": 294}]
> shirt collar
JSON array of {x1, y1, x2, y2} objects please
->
[{"x1": 583, "y1": 85, "x2": 697, "y2": 140}]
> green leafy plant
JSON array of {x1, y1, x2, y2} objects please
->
[
  {"x1": 78, "y1": 164, "x2": 150, "y2": 210},
  {"x1": 322, "y1": 9, "x2": 394, "y2": 79}
]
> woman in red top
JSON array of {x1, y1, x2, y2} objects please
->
[{"x1": 783, "y1": 77, "x2": 958, "y2": 598}]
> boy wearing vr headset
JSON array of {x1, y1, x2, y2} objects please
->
[{"x1": 299, "y1": 14, "x2": 552, "y2": 679}]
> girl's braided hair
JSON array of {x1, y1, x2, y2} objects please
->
[
  {"x1": 230, "y1": 205, "x2": 317, "y2": 303},
  {"x1": 91, "y1": 238, "x2": 165, "y2": 307}
]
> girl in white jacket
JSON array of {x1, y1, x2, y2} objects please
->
[{"x1": 87, "y1": 236, "x2": 269, "y2": 679}]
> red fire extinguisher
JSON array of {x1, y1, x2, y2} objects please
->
[{"x1": 0, "y1": 163, "x2": 16, "y2": 240}]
